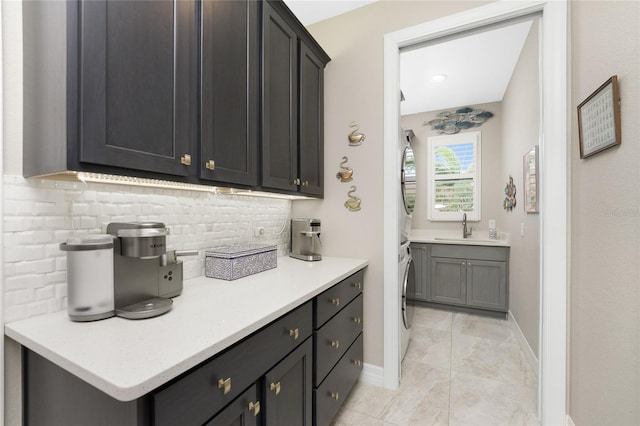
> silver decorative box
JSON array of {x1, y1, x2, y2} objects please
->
[{"x1": 205, "y1": 244, "x2": 277, "y2": 280}]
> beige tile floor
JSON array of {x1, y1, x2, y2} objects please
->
[{"x1": 331, "y1": 306, "x2": 539, "y2": 426}]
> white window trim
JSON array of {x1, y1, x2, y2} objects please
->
[{"x1": 427, "y1": 131, "x2": 481, "y2": 222}]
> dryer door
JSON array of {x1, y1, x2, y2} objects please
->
[
  {"x1": 402, "y1": 254, "x2": 416, "y2": 329},
  {"x1": 401, "y1": 145, "x2": 416, "y2": 215}
]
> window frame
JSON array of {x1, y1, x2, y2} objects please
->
[{"x1": 427, "y1": 131, "x2": 482, "y2": 222}]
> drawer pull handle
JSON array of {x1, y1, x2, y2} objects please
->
[
  {"x1": 205, "y1": 159, "x2": 216, "y2": 170},
  {"x1": 353, "y1": 317, "x2": 362, "y2": 324},
  {"x1": 180, "y1": 154, "x2": 192, "y2": 166},
  {"x1": 353, "y1": 359, "x2": 362, "y2": 367},
  {"x1": 270, "y1": 381, "x2": 281, "y2": 395},
  {"x1": 330, "y1": 392, "x2": 340, "y2": 401},
  {"x1": 218, "y1": 377, "x2": 231, "y2": 395},
  {"x1": 248, "y1": 400, "x2": 261, "y2": 416},
  {"x1": 289, "y1": 328, "x2": 299, "y2": 340},
  {"x1": 353, "y1": 282, "x2": 362, "y2": 290},
  {"x1": 331, "y1": 298, "x2": 340, "y2": 307},
  {"x1": 331, "y1": 340, "x2": 340, "y2": 349}
]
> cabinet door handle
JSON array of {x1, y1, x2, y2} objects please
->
[
  {"x1": 468, "y1": 261, "x2": 472, "y2": 267},
  {"x1": 180, "y1": 154, "x2": 192, "y2": 166},
  {"x1": 218, "y1": 377, "x2": 231, "y2": 395},
  {"x1": 353, "y1": 282, "x2": 362, "y2": 290},
  {"x1": 330, "y1": 392, "x2": 340, "y2": 401},
  {"x1": 248, "y1": 400, "x2": 260, "y2": 416},
  {"x1": 353, "y1": 317, "x2": 362, "y2": 324},
  {"x1": 353, "y1": 359, "x2": 362, "y2": 367},
  {"x1": 331, "y1": 298, "x2": 340, "y2": 307},
  {"x1": 302, "y1": 180, "x2": 309, "y2": 187},
  {"x1": 205, "y1": 160, "x2": 215, "y2": 170},
  {"x1": 289, "y1": 328, "x2": 299, "y2": 340},
  {"x1": 292, "y1": 178, "x2": 301, "y2": 185},
  {"x1": 270, "y1": 381, "x2": 281, "y2": 395},
  {"x1": 331, "y1": 340, "x2": 340, "y2": 349},
  {"x1": 461, "y1": 261, "x2": 466, "y2": 267}
]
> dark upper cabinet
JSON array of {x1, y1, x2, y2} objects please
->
[
  {"x1": 200, "y1": 0, "x2": 260, "y2": 186},
  {"x1": 79, "y1": 0, "x2": 197, "y2": 176},
  {"x1": 262, "y1": 1, "x2": 330, "y2": 197}
]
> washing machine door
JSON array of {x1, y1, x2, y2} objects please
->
[
  {"x1": 402, "y1": 254, "x2": 416, "y2": 329},
  {"x1": 401, "y1": 145, "x2": 416, "y2": 215}
]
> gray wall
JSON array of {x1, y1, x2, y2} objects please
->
[
  {"x1": 569, "y1": 0, "x2": 640, "y2": 424},
  {"x1": 499, "y1": 19, "x2": 540, "y2": 356},
  {"x1": 400, "y1": 101, "x2": 504, "y2": 233}
]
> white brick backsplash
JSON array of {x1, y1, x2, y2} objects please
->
[{"x1": 4, "y1": 176, "x2": 292, "y2": 322}]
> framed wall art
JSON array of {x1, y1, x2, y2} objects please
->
[
  {"x1": 523, "y1": 145, "x2": 538, "y2": 213},
  {"x1": 577, "y1": 75, "x2": 621, "y2": 159}
]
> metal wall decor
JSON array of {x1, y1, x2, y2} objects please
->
[
  {"x1": 344, "y1": 185, "x2": 361, "y2": 212},
  {"x1": 423, "y1": 106, "x2": 494, "y2": 135},
  {"x1": 336, "y1": 156, "x2": 353, "y2": 182},
  {"x1": 348, "y1": 121, "x2": 366, "y2": 146},
  {"x1": 503, "y1": 175, "x2": 517, "y2": 211}
]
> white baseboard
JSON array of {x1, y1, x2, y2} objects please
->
[
  {"x1": 508, "y1": 310, "x2": 539, "y2": 378},
  {"x1": 358, "y1": 363, "x2": 384, "y2": 387}
]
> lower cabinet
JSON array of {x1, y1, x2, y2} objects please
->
[
  {"x1": 313, "y1": 270, "x2": 364, "y2": 426},
  {"x1": 23, "y1": 269, "x2": 366, "y2": 426},
  {"x1": 409, "y1": 243, "x2": 509, "y2": 314}
]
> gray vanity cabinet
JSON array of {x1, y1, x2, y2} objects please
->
[{"x1": 430, "y1": 244, "x2": 509, "y2": 314}]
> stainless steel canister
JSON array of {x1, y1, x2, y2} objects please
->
[{"x1": 60, "y1": 234, "x2": 115, "y2": 321}]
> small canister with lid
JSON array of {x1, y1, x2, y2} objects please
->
[{"x1": 60, "y1": 234, "x2": 115, "y2": 322}]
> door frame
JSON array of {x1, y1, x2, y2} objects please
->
[{"x1": 382, "y1": 1, "x2": 568, "y2": 424}]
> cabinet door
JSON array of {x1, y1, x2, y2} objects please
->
[
  {"x1": 200, "y1": 0, "x2": 259, "y2": 186},
  {"x1": 298, "y1": 42, "x2": 324, "y2": 196},
  {"x1": 430, "y1": 257, "x2": 467, "y2": 306},
  {"x1": 205, "y1": 384, "x2": 259, "y2": 426},
  {"x1": 263, "y1": 338, "x2": 313, "y2": 426},
  {"x1": 466, "y1": 260, "x2": 507, "y2": 311},
  {"x1": 79, "y1": 0, "x2": 196, "y2": 176},
  {"x1": 409, "y1": 243, "x2": 428, "y2": 301},
  {"x1": 262, "y1": 2, "x2": 298, "y2": 192}
]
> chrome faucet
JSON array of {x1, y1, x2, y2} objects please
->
[{"x1": 462, "y1": 213, "x2": 472, "y2": 238}]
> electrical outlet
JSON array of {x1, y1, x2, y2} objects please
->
[{"x1": 520, "y1": 222, "x2": 525, "y2": 237}]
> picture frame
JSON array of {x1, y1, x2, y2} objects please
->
[
  {"x1": 523, "y1": 145, "x2": 538, "y2": 213},
  {"x1": 577, "y1": 75, "x2": 621, "y2": 159}
]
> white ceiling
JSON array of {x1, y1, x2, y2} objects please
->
[{"x1": 284, "y1": 1, "x2": 534, "y2": 116}]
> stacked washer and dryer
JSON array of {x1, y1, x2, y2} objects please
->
[{"x1": 400, "y1": 129, "x2": 416, "y2": 361}]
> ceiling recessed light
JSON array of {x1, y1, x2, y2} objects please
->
[{"x1": 431, "y1": 74, "x2": 448, "y2": 82}]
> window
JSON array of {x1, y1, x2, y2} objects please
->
[{"x1": 427, "y1": 131, "x2": 481, "y2": 221}]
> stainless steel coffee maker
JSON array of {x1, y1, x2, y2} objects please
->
[
  {"x1": 290, "y1": 218, "x2": 322, "y2": 261},
  {"x1": 107, "y1": 222, "x2": 174, "y2": 319}
]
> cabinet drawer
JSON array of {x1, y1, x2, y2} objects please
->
[
  {"x1": 313, "y1": 333, "x2": 363, "y2": 426},
  {"x1": 153, "y1": 301, "x2": 312, "y2": 426},
  {"x1": 314, "y1": 269, "x2": 364, "y2": 328},
  {"x1": 431, "y1": 244, "x2": 509, "y2": 262},
  {"x1": 314, "y1": 294, "x2": 363, "y2": 384}
]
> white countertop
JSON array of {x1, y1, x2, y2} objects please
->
[
  {"x1": 410, "y1": 229, "x2": 511, "y2": 247},
  {"x1": 5, "y1": 256, "x2": 368, "y2": 402}
]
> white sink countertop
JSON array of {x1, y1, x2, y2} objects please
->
[
  {"x1": 410, "y1": 229, "x2": 511, "y2": 247},
  {"x1": 4, "y1": 256, "x2": 368, "y2": 402}
]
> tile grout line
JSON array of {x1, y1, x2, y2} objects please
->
[{"x1": 447, "y1": 312, "x2": 454, "y2": 425}]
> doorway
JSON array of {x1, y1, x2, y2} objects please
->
[{"x1": 382, "y1": 2, "x2": 568, "y2": 424}]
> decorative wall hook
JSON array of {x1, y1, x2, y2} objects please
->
[
  {"x1": 348, "y1": 121, "x2": 366, "y2": 146},
  {"x1": 336, "y1": 156, "x2": 353, "y2": 182},
  {"x1": 344, "y1": 185, "x2": 362, "y2": 212}
]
